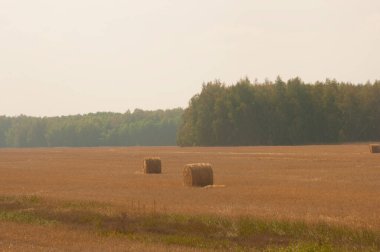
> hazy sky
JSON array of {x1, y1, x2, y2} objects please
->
[{"x1": 1, "y1": 0, "x2": 379, "y2": 116}]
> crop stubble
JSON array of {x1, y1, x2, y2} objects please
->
[{"x1": 0, "y1": 144, "x2": 379, "y2": 230}]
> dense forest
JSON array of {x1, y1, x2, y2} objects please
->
[
  {"x1": 1, "y1": 78, "x2": 380, "y2": 148},
  {"x1": 0, "y1": 109, "x2": 183, "y2": 147},
  {"x1": 177, "y1": 78, "x2": 380, "y2": 146}
]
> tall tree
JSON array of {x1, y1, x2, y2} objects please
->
[{"x1": 177, "y1": 78, "x2": 380, "y2": 146}]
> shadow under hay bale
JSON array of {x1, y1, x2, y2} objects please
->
[
  {"x1": 369, "y1": 144, "x2": 380, "y2": 153},
  {"x1": 143, "y1": 157, "x2": 161, "y2": 174},
  {"x1": 203, "y1": 185, "x2": 226, "y2": 189},
  {"x1": 183, "y1": 163, "x2": 213, "y2": 187}
]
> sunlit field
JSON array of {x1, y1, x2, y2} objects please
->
[{"x1": 1, "y1": 144, "x2": 379, "y2": 250}]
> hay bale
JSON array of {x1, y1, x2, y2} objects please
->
[
  {"x1": 143, "y1": 157, "x2": 161, "y2": 174},
  {"x1": 183, "y1": 163, "x2": 213, "y2": 187},
  {"x1": 369, "y1": 144, "x2": 380, "y2": 153}
]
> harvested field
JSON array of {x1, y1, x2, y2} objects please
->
[
  {"x1": 0, "y1": 144, "x2": 380, "y2": 250},
  {"x1": 0, "y1": 144, "x2": 379, "y2": 227}
]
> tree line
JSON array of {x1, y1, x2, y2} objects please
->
[
  {"x1": 177, "y1": 78, "x2": 380, "y2": 146},
  {"x1": 2, "y1": 78, "x2": 379, "y2": 148},
  {"x1": 0, "y1": 108, "x2": 183, "y2": 147}
]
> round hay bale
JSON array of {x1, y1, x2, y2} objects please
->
[
  {"x1": 183, "y1": 163, "x2": 213, "y2": 187},
  {"x1": 143, "y1": 157, "x2": 161, "y2": 174},
  {"x1": 369, "y1": 144, "x2": 380, "y2": 153}
]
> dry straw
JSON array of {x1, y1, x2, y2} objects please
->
[
  {"x1": 369, "y1": 144, "x2": 380, "y2": 154},
  {"x1": 183, "y1": 163, "x2": 213, "y2": 187},
  {"x1": 143, "y1": 157, "x2": 162, "y2": 174}
]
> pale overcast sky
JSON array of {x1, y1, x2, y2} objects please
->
[{"x1": 0, "y1": 0, "x2": 379, "y2": 116}]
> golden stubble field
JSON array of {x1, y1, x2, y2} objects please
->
[{"x1": 0, "y1": 144, "x2": 379, "y2": 231}]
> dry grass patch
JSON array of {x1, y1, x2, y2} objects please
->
[{"x1": 0, "y1": 195, "x2": 379, "y2": 251}]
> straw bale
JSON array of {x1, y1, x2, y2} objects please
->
[
  {"x1": 143, "y1": 157, "x2": 162, "y2": 174},
  {"x1": 183, "y1": 163, "x2": 213, "y2": 187},
  {"x1": 369, "y1": 144, "x2": 380, "y2": 153}
]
